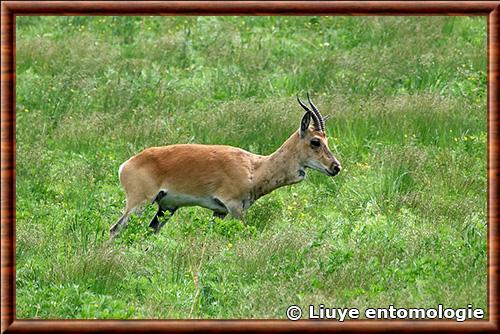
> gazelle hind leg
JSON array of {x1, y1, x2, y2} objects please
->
[
  {"x1": 110, "y1": 195, "x2": 145, "y2": 239},
  {"x1": 154, "y1": 208, "x2": 177, "y2": 233},
  {"x1": 148, "y1": 190, "x2": 167, "y2": 232},
  {"x1": 148, "y1": 206, "x2": 164, "y2": 232},
  {"x1": 109, "y1": 211, "x2": 132, "y2": 239}
]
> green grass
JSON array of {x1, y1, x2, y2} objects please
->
[{"x1": 16, "y1": 16, "x2": 487, "y2": 319}]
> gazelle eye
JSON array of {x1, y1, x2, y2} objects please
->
[{"x1": 310, "y1": 139, "x2": 321, "y2": 148}]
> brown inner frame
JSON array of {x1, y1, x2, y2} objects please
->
[{"x1": 1, "y1": 1, "x2": 499, "y2": 333}]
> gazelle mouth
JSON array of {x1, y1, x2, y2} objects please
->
[
  {"x1": 304, "y1": 163, "x2": 339, "y2": 177},
  {"x1": 326, "y1": 169, "x2": 339, "y2": 177}
]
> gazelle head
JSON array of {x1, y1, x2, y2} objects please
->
[{"x1": 297, "y1": 93, "x2": 341, "y2": 177}]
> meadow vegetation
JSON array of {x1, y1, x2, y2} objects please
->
[{"x1": 15, "y1": 16, "x2": 486, "y2": 319}]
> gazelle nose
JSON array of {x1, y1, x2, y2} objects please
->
[{"x1": 329, "y1": 164, "x2": 341, "y2": 176}]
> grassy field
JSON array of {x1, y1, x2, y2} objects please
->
[{"x1": 15, "y1": 16, "x2": 487, "y2": 319}]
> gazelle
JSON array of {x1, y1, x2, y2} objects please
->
[{"x1": 110, "y1": 94, "x2": 341, "y2": 238}]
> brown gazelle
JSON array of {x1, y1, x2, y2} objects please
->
[{"x1": 110, "y1": 94, "x2": 341, "y2": 238}]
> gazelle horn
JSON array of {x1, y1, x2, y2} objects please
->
[{"x1": 297, "y1": 94, "x2": 322, "y2": 132}]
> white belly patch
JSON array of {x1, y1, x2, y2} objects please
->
[{"x1": 158, "y1": 191, "x2": 228, "y2": 213}]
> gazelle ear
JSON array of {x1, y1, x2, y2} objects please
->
[{"x1": 300, "y1": 112, "x2": 311, "y2": 138}]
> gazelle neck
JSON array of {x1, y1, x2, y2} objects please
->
[{"x1": 251, "y1": 131, "x2": 305, "y2": 201}]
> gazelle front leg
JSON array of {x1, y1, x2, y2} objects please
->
[
  {"x1": 226, "y1": 200, "x2": 245, "y2": 220},
  {"x1": 212, "y1": 211, "x2": 227, "y2": 219}
]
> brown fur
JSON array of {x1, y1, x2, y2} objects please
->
[
  {"x1": 110, "y1": 124, "x2": 341, "y2": 238},
  {"x1": 120, "y1": 144, "x2": 259, "y2": 209}
]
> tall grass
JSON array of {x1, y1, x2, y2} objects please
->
[{"x1": 16, "y1": 16, "x2": 486, "y2": 319}]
